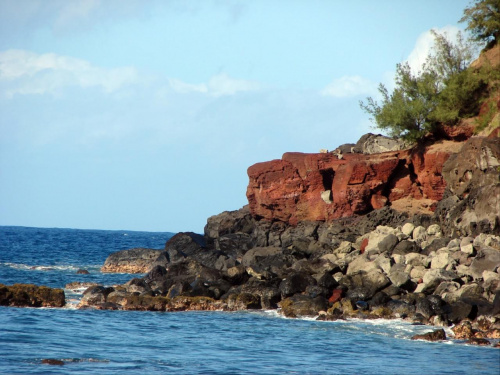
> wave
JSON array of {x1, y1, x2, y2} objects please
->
[
  {"x1": 256, "y1": 309, "x2": 463, "y2": 344},
  {"x1": 1, "y1": 262, "x2": 100, "y2": 272}
]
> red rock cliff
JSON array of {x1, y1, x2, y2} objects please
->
[{"x1": 246, "y1": 141, "x2": 462, "y2": 225}]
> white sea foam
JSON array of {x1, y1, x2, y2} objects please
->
[{"x1": 2, "y1": 262, "x2": 100, "y2": 272}]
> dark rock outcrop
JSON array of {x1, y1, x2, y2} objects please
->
[
  {"x1": 101, "y1": 248, "x2": 162, "y2": 273},
  {"x1": 0, "y1": 284, "x2": 65, "y2": 308}
]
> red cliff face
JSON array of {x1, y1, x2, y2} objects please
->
[{"x1": 246, "y1": 142, "x2": 460, "y2": 225}]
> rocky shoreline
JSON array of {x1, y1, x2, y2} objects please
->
[
  {"x1": 67, "y1": 206, "x2": 498, "y2": 347},
  {"x1": 1, "y1": 126, "x2": 498, "y2": 348}
]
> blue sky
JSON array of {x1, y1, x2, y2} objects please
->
[{"x1": 0, "y1": 0, "x2": 472, "y2": 233}]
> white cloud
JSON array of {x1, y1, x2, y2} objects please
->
[
  {"x1": 208, "y1": 73, "x2": 260, "y2": 97},
  {"x1": 168, "y1": 73, "x2": 261, "y2": 97},
  {"x1": 405, "y1": 25, "x2": 461, "y2": 74},
  {"x1": 0, "y1": 49, "x2": 139, "y2": 97},
  {"x1": 168, "y1": 78, "x2": 208, "y2": 95},
  {"x1": 321, "y1": 75, "x2": 377, "y2": 98}
]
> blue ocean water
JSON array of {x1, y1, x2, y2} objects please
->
[{"x1": 1, "y1": 226, "x2": 499, "y2": 374}]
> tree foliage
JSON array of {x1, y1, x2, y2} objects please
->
[
  {"x1": 460, "y1": 0, "x2": 500, "y2": 46},
  {"x1": 360, "y1": 63, "x2": 439, "y2": 142},
  {"x1": 359, "y1": 30, "x2": 488, "y2": 142}
]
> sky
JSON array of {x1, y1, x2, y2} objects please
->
[{"x1": 0, "y1": 0, "x2": 473, "y2": 233}]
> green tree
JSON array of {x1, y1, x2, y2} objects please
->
[
  {"x1": 360, "y1": 30, "x2": 481, "y2": 141},
  {"x1": 460, "y1": 0, "x2": 500, "y2": 47},
  {"x1": 360, "y1": 63, "x2": 439, "y2": 142}
]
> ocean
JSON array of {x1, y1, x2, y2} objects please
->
[{"x1": 0, "y1": 226, "x2": 499, "y2": 374}]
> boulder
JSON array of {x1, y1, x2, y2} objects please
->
[
  {"x1": 386, "y1": 299, "x2": 416, "y2": 318},
  {"x1": 79, "y1": 285, "x2": 114, "y2": 307},
  {"x1": 101, "y1": 248, "x2": 162, "y2": 273},
  {"x1": 279, "y1": 272, "x2": 316, "y2": 298},
  {"x1": 392, "y1": 240, "x2": 420, "y2": 255},
  {"x1": 226, "y1": 293, "x2": 261, "y2": 310},
  {"x1": 460, "y1": 237, "x2": 475, "y2": 255},
  {"x1": 341, "y1": 270, "x2": 390, "y2": 301},
  {"x1": 405, "y1": 253, "x2": 429, "y2": 267},
  {"x1": 448, "y1": 301, "x2": 475, "y2": 323},
  {"x1": 401, "y1": 223, "x2": 415, "y2": 237},
  {"x1": 163, "y1": 232, "x2": 221, "y2": 269},
  {"x1": 346, "y1": 255, "x2": 380, "y2": 275},
  {"x1": 353, "y1": 133, "x2": 406, "y2": 154},
  {"x1": 430, "y1": 250, "x2": 454, "y2": 270},
  {"x1": 388, "y1": 268, "x2": 412, "y2": 289},
  {"x1": 469, "y1": 247, "x2": 500, "y2": 279},
  {"x1": 279, "y1": 294, "x2": 328, "y2": 318},
  {"x1": 411, "y1": 329, "x2": 446, "y2": 341},
  {"x1": 416, "y1": 269, "x2": 459, "y2": 294},
  {"x1": 239, "y1": 279, "x2": 281, "y2": 309}
]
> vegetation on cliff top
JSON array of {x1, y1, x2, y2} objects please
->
[{"x1": 360, "y1": 0, "x2": 499, "y2": 142}]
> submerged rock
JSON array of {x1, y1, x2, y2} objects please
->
[
  {"x1": 411, "y1": 329, "x2": 446, "y2": 342},
  {"x1": 101, "y1": 248, "x2": 162, "y2": 273}
]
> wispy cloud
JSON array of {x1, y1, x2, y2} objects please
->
[
  {"x1": 0, "y1": 49, "x2": 139, "y2": 97},
  {"x1": 321, "y1": 75, "x2": 377, "y2": 98},
  {"x1": 169, "y1": 73, "x2": 261, "y2": 97}
]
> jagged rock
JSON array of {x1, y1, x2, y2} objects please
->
[{"x1": 101, "y1": 248, "x2": 162, "y2": 273}]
